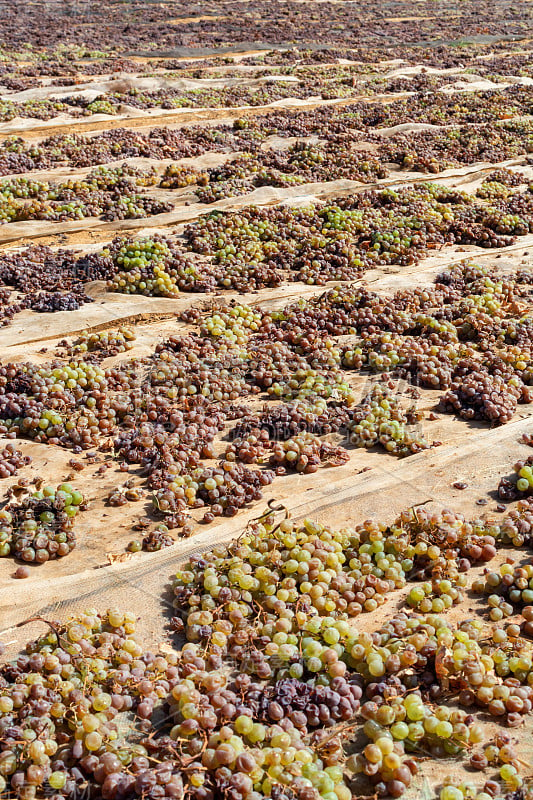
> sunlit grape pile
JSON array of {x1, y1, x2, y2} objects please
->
[
  {"x1": 0, "y1": 165, "x2": 172, "y2": 224},
  {"x1": 5, "y1": 501, "x2": 533, "y2": 800},
  {"x1": 181, "y1": 182, "x2": 533, "y2": 285},
  {"x1": 1, "y1": 261, "x2": 533, "y2": 542},
  {"x1": 4, "y1": 5, "x2": 533, "y2": 800}
]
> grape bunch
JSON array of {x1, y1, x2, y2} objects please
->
[
  {"x1": 473, "y1": 562, "x2": 533, "y2": 617},
  {"x1": 57, "y1": 327, "x2": 136, "y2": 360},
  {"x1": 0, "y1": 482, "x2": 84, "y2": 563},
  {"x1": 269, "y1": 432, "x2": 349, "y2": 474},
  {"x1": 0, "y1": 443, "x2": 31, "y2": 478},
  {"x1": 347, "y1": 385, "x2": 431, "y2": 457}
]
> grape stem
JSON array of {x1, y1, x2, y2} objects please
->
[{"x1": 12, "y1": 614, "x2": 63, "y2": 648}]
